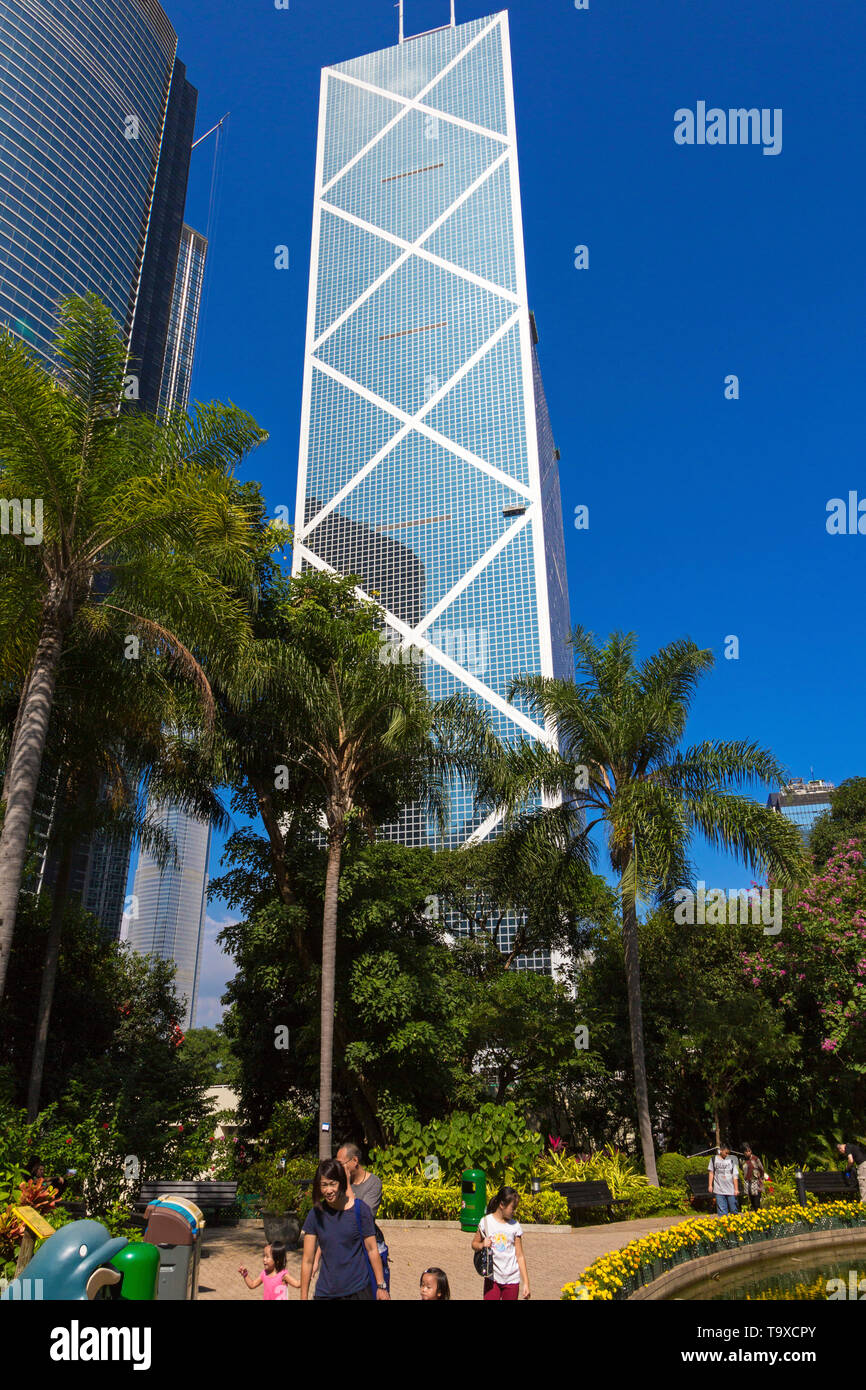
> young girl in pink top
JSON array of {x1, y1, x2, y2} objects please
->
[{"x1": 239, "y1": 1242, "x2": 300, "y2": 1299}]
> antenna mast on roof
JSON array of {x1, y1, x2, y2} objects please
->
[{"x1": 398, "y1": 1, "x2": 456, "y2": 42}]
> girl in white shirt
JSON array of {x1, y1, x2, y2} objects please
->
[{"x1": 471, "y1": 1186, "x2": 531, "y2": 1301}]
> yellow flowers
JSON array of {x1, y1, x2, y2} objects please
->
[{"x1": 560, "y1": 1202, "x2": 866, "y2": 1301}]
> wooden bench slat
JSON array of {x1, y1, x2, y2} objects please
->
[
  {"x1": 136, "y1": 1181, "x2": 238, "y2": 1210},
  {"x1": 549, "y1": 1180, "x2": 617, "y2": 1209}
]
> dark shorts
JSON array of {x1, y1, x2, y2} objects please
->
[{"x1": 314, "y1": 1284, "x2": 374, "y2": 1301}]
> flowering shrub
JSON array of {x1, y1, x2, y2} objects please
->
[
  {"x1": 561, "y1": 1201, "x2": 866, "y2": 1300},
  {"x1": 742, "y1": 842, "x2": 866, "y2": 1071},
  {"x1": 536, "y1": 1146, "x2": 650, "y2": 1200}
]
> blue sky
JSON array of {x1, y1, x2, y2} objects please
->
[{"x1": 144, "y1": 0, "x2": 866, "y2": 1022}]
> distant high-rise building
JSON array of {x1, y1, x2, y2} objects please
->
[
  {"x1": 128, "y1": 805, "x2": 210, "y2": 1030},
  {"x1": 768, "y1": 778, "x2": 836, "y2": 843},
  {"x1": 1, "y1": 0, "x2": 200, "y2": 939},
  {"x1": 293, "y1": 11, "x2": 571, "y2": 969},
  {"x1": 127, "y1": 226, "x2": 212, "y2": 1029},
  {"x1": 158, "y1": 223, "x2": 208, "y2": 417}
]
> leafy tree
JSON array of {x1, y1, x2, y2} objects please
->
[
  {"x1": 489, "y1": 627, "x2": 807, "y2": 1183},
  {"x1": 0, "y1": 293, "x2": 267, "y2": 999},
  {"x1": 0, "y1": 892, "x2": 216, "y2": 1203},
  {"x1": 810, "y1": 778, "x2": 866, "y2": 867},
  {"x1": 182, "y1": 1028, "x2": 241, "y2": 1090},
  {"x1": 216, "y1": 569, "x2": 496, "y2": 1158}
]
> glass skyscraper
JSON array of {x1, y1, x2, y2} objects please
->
[
  {"x1": 1, "y1": 0, "x2": 200, "y2": 938},
  {"x1": 128, "y1": 804, "x2": 210, "y2": 1030},
  {"x1": 158, "y1": 223, "x2": 207, "y2": 417},
  {"x1": 293, "y1": 11, "x2": 571, "y2": 966},
  {"x1": 128, "y1": 221, "x2": 212, "y2": 1030},
  {"x1": 0, "y1": 0, "x2": 197, "y2": 411},
  {"x1": 768, "y1": 779, "x2": 836, "y2": 844}
]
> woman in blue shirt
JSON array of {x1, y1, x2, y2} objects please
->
[{"x1": 300, "y1": 1159, "x2": 390, "y2": 1301}]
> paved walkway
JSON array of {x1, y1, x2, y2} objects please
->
[{"x1": 197, "y1": 1215, "x2": 693, "y2": 1302}]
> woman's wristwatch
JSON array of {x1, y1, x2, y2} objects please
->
[{"x1": 377, "y1": 1281, "x2": 387, "y2": 1290}]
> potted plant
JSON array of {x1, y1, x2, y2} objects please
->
[{"x1": 259, "y1": 1160, "x2": 314, "y2": 1250}]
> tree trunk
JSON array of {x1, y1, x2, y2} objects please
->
[
  {"x1": 1, "y1": 664, "x2": 32, "y2": 810},
  {"x1": 27, "y1": 833, "x2": 73, "y2": 1120},
  {"x1": 713, "y1": 1106, "x2": 721, "y2": 1149},
  {"x1": 318, "y1": 825, "x2": 344, "y2": 1160},
  {"x1": 0, "y1": 608, "x2": 67, "y2": 1002},
  {"x1": 622, "y1": 888, "x2": 659, "y2": 1185}
]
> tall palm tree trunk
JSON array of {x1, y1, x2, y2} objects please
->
[
  {"x1": 27, "y1": 831, "x2": 73, "y2": 1120},
  {"x1": 1, "y1": 665, "x2": 32, "y2": 809},
  {"x1": 318, "y1": 825, "x2": 344, "y2": 1160},
  {"x1": 0, "y1": 607, "x2": 67, "y2": 1001},
  {"x1": 622, "y1": 890, "x2": 659, "y2": 1186}
]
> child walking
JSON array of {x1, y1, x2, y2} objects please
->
[
  {"x1": 419, "y1": 1267, "x2": 451, "y2": 1300},
  {"x1": 472, "y1": 1186, "x2": 531, "y2": 1301},
  {"x1": 238, "y1": 1242, "x2": 301, "y2": 1300}
]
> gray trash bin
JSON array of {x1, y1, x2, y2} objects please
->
[{"x1": 143, "y1": 1197, "x2": 205, "y2": 1300}]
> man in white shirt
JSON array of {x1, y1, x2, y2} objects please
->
[{"x1": 708, "y1": 1145, "x2": 740, "y2": 1216}]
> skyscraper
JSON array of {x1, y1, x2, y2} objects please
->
[
  {"x1": 293, "y1": 11, "x2": 571, "y2": 965},
  {"x1": 0, "y1": 0, "x2": 200, "y2": 939},
  {"x1": 158, "y1": 223, "x2": 208, "y2": 418},
  {"x1": 127, "y1": 224, "x2": 212, "y2": 1031},
  {"x1": 768, "y1": 778, "x2": 836, "y2": 844},
  {"x1": 0, "y1": 0, "x2": 197, "y2": 409},
  {"x1": 128, "y1": 803, "x2": 210, "y2": 1031}
]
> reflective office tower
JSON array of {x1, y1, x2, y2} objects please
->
[
  {"x1": 293, "y1": 11, "x2": 571, "y2": 968},
  {"x1": 768, "y1": 778, "x2": 836, "y2": 844},
  {"x1": 128, "y1": 805, "x2": 210, "y2": 1030},
  {"x1": 0, "y1": 0, "x2": 199, "y2": 935},
  {"x1": 158, "y1": 223, "x2": 207, "y2": 417},
  {"x1": 127, "y1": 224, "x2": 211, "y2": 1030},
  {"x1": 0, "y1": 0, "x2": 197, "y2": 411}
]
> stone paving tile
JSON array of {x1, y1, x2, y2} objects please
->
[{"x1": 196, "y1": 1215, "x2": 693, "y2": 1302}]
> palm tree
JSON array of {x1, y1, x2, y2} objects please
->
[
  {"x1": 0, "y1": 293, "x2": 267, "y2": 1001},
  {"x1": 489, "y1": 628, "x2": 808, "y2": 1185},
  {"x1": 21, "y1": 615, "x2": 238, "y2": 1119},
  {"x1": 261, "y1": 571, "x2": 496, "y2": 1158}
]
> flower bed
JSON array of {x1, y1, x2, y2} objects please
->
[{"x1": 561, "y1": 1202, "x2": 866, "y2": 1300}]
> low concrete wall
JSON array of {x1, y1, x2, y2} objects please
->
[{"x1": 628, "y1": 1227, "x2": 866, "y2": 1300}]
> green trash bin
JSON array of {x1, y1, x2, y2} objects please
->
[
  {"x1": 109, "y1": 1242, "x2": 160, "y2": 1300},
  {"x1": 460, "y1": 1169, "x2": 486, "y2": 1232}
]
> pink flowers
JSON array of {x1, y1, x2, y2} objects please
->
[{"x1": 821, "y1": 1039, "x2": 838, "y2": 1052}]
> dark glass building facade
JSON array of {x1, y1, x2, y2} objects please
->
[
  {"x1": 1, "y1": 0, "x2": 200, "y2": 940},
  {"x1": 0, "y1": 0, "x2": 196, "y2": 403}
]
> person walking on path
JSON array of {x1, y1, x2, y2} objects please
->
[
  {"x1": 300, "y1": 1159, "x2": 390, "y2": 1301},
  {"x1": 472, "y1": 1186, "x2": 531, "y2": 1301},
  {"x1": 708, "y1": 1144, "x2": 740, "y2": 1215},
  {"x1": 337, "y1": 1142, "x2": 389, "y2": 1291},
  {"x1": 336, "y1": 1143, "x2": 382, "y2": 1218},
  {"x1": 837, "y1": 1139, "x2": 866, "y2": 1202},
  {"x1": 742, "y1": 1144, "x2": 765, "y2": 1212},
  {"x1": 238, "y1": 1243, "x2": 300, "y2": 1299}
]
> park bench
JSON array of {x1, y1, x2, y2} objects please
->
[
  {"x1": 685, "y1": 1173, "x2": 717, "y2": 1210},
  {"x1": 550, "y1": 1180, "x2": 621, "y2": 1220},
  {"x1": 134, "y1": 1181, "x2": 239, "y2": 1224},
  {"x1": 800, "y1": 1170, "x2": 859, "y2": 1203}
]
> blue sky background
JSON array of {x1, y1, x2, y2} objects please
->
[{"x1": 141, "y1": 0, "x2": 866, "y2": 1023}]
